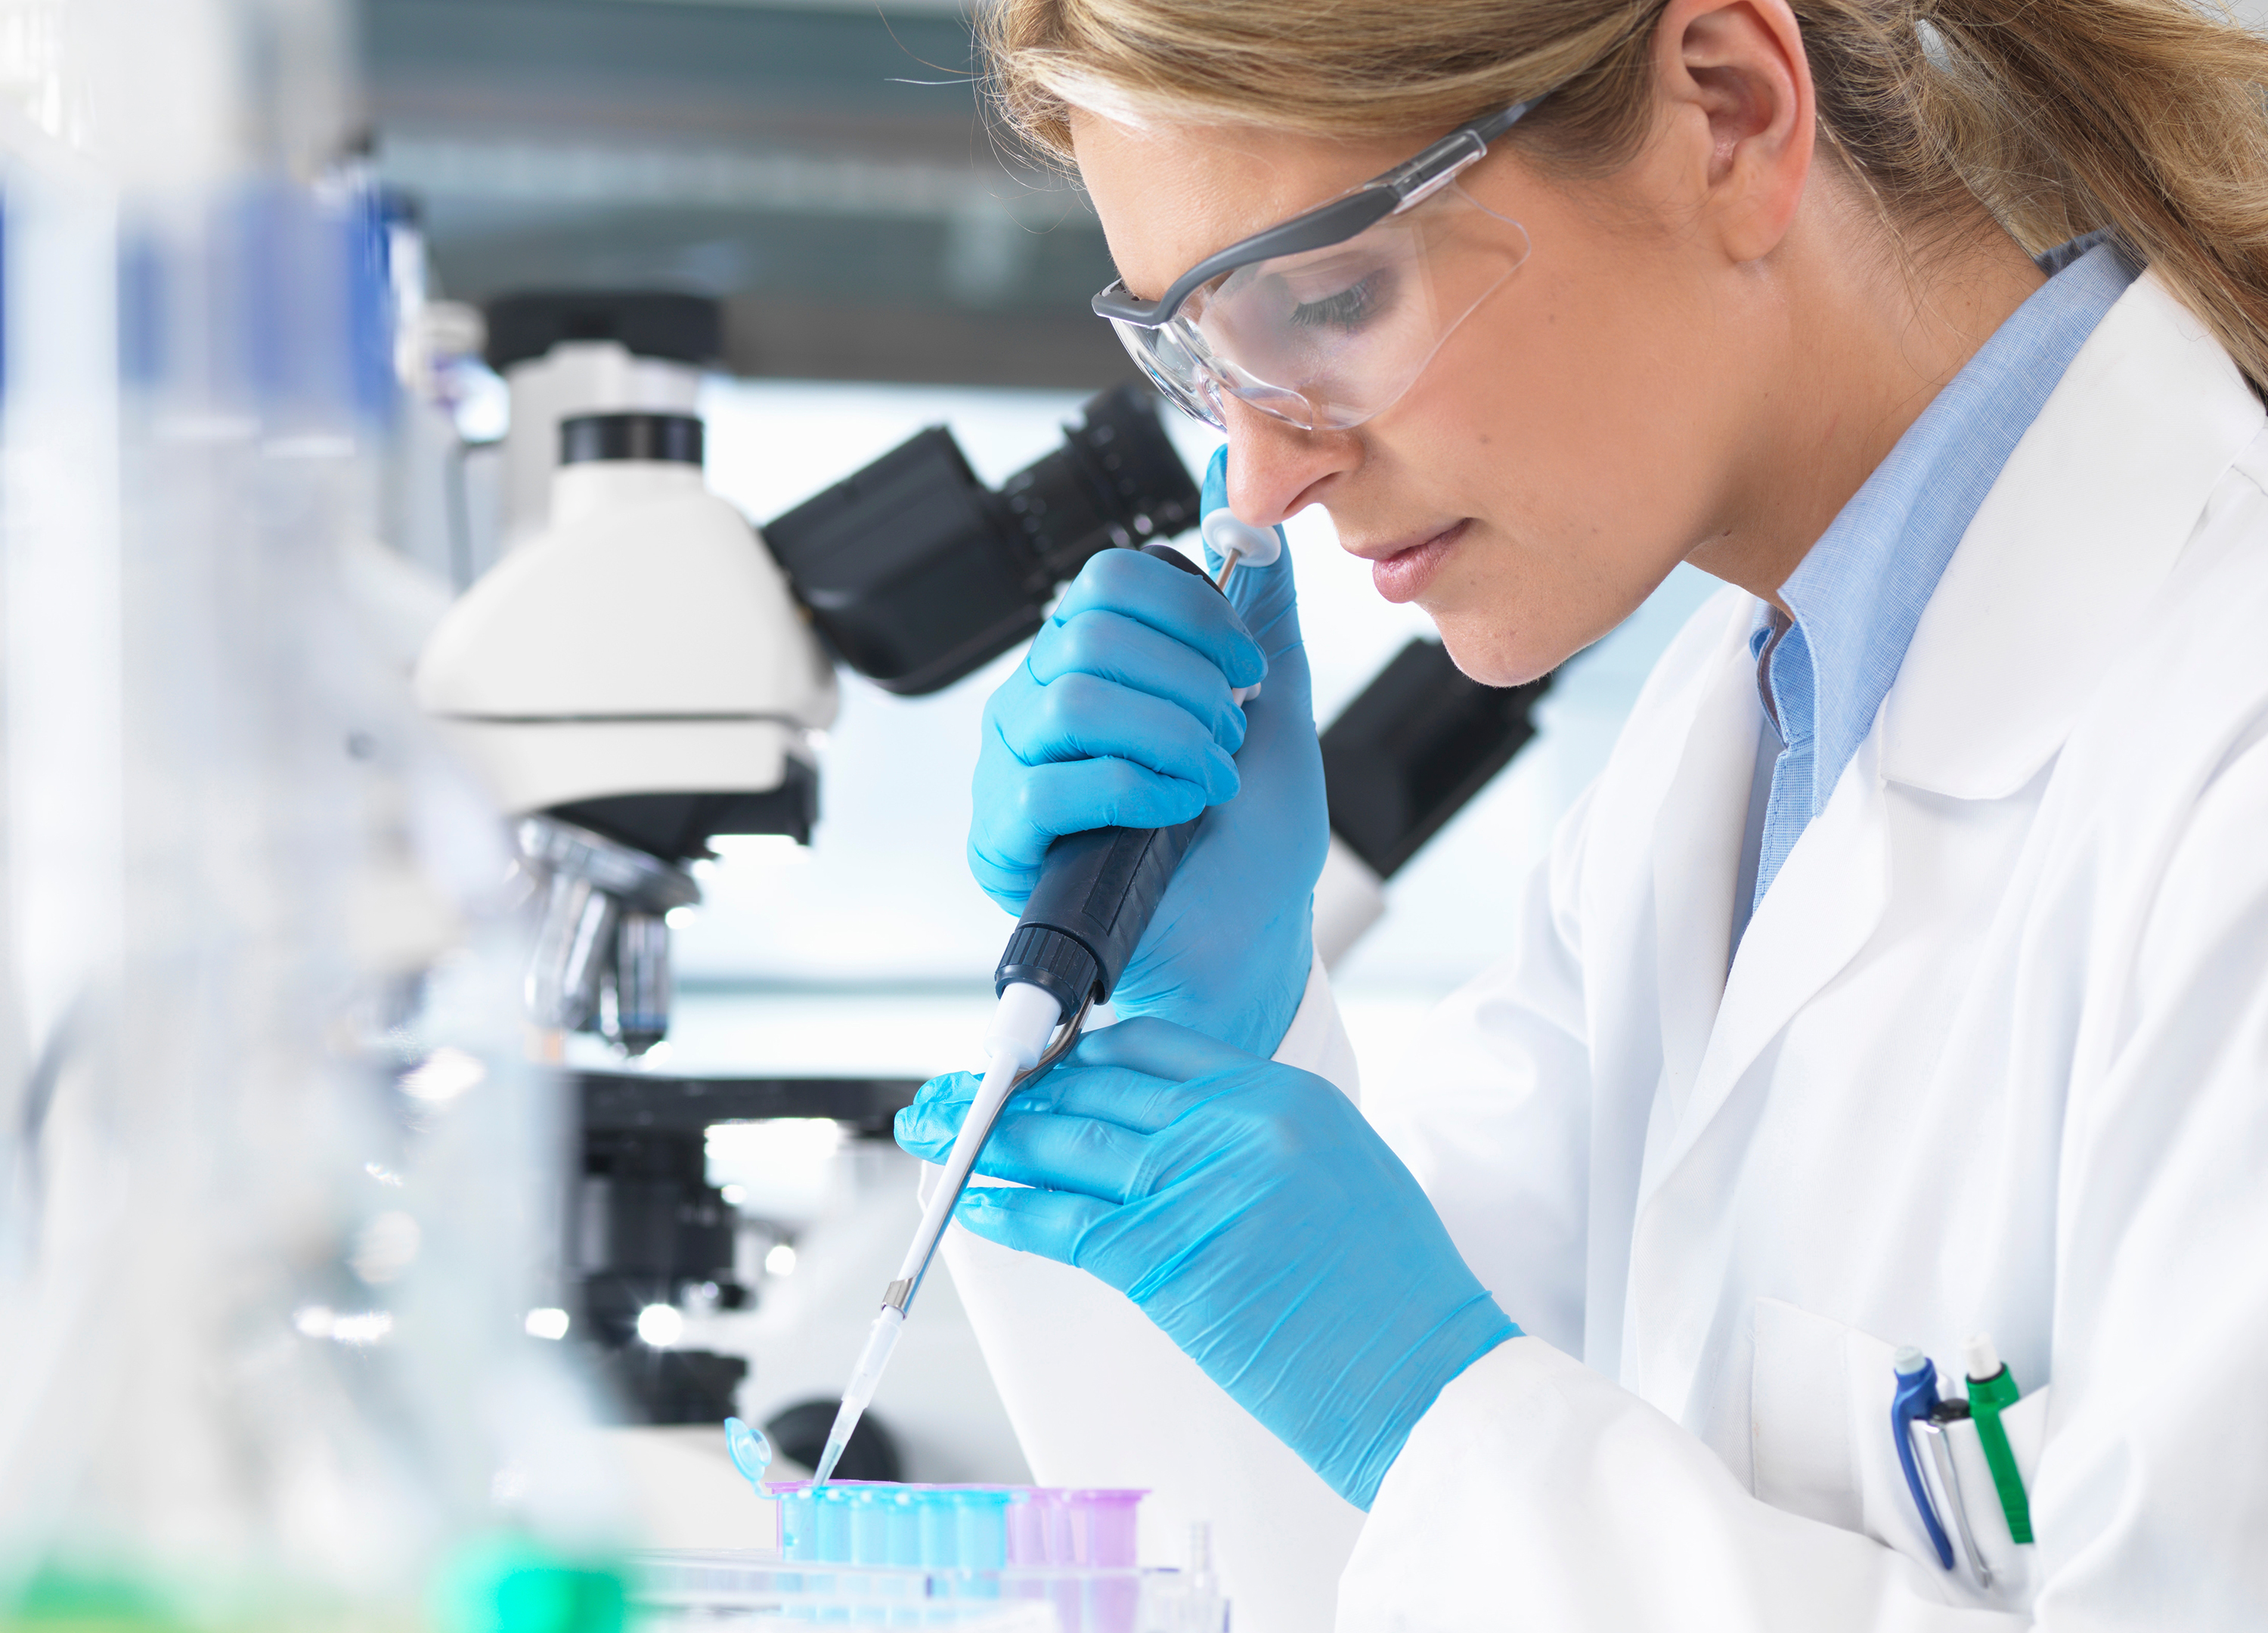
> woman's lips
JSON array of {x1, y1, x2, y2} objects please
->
[{"x1": 1365, "y1": 519, "x2": 1470, "y2": 603}]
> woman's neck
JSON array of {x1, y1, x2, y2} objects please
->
[{"x1": 1689, "y1": 181, "x2": 2049, "y2": 612}]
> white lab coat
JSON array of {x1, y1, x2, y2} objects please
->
[{"x1": 941, "y1": 269, "x2": 2268, "y2": 1629}]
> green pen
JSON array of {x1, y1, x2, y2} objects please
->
[{"x1": 1964, "y1": 1334, "x2": 2034, "y2": 1545}]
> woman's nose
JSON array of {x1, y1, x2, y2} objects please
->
[{"x1": 1220, "y1": 395, "x2": 1359, "y2": 527}]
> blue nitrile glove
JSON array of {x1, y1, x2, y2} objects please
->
[
  {"x1": 897, "y1": 1018, "x2": 1519, "y2": 1510},
  {"x1": 967, "y1": 445, "x2": 1328, "y2": 1056}
]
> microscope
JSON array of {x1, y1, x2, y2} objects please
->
[
  {"x1": 412, "y1": 295, "x2": 1203, "y2": 1427},
  {"x1": 412, "y1": 293, "x2": 1548, "y2": 1430},
  {"x1": 416, "y1": 293, "x2": 1200, "y2": 1060}
]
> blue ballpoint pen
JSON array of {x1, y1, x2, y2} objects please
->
[{"x1": 1892, "y1": 1346, "x2": 1957, "y2": 1569}]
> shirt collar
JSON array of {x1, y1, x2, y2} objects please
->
[
  {"x1": 1752, "y1": 236, "x2": 2140, "y2": 818},
  {"x1": 1879, "y1": 268, "x2": 2268, "y2": 796}
]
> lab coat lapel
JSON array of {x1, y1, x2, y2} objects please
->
[
  {"x1": 1619, "y1": 740, "x2": 1894, "y2": 1408},
  {"x1": 1636, "y1": 268, "x2": 2260, "y2": 1194},
  {"x1": 1647, "y1": 641, "x2": 1760, "y2": 1126},
  {"x1": 1880, "y1": 272, "x2": 2268, "y2": 800},
  {"x1": 1601, "y1": 579, "x2": 1893, "y2": 1405},
  {"x1": 1618, "y1": 268, "x2": 2263, "y2": 1417},
  {"x1": 1653, "y1": 269, "x2": 2253, "y2": 1151},
  {"x1": 1576, "y1": 613, "x2": 1758, "y2": 1377},
  {"x1": 1644, "y1": 739, "x2": 1894, "y2": 1207}
]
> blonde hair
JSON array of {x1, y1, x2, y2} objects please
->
[{"x1": 978, "y1": 0, "x2": 2268, "y2": 396}]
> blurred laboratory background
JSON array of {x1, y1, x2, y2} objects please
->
[
  {"x1": 30, "y1": 0, "x2": 2214, "y2": 1627},
  {"x1": 367, "y1": 0, "x2": 1127, "y2": 388}
]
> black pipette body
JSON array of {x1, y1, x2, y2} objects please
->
[{"x1": 993, "y1": 546, "x2": 1219, "y2": 1009}]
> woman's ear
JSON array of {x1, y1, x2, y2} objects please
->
[{"x1": 1650, "y1": 0, "x2": 1816, "y2": 264}]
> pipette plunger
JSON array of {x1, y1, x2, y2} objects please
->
[{"x1": 1201, "y1": 507, "x2": 1281, "y2": 594}]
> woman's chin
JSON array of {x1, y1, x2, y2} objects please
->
[{"x1": 1429, "y1": 610, "x2": 1563, "y2": 689}]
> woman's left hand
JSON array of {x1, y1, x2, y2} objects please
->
[{"x1": 895, "y1": 1017, "x2": 1519, "y2": 1510}]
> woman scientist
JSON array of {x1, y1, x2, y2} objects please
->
[{"x1": 897, "y1": 0, "x2": 2268, "y2": 1624}]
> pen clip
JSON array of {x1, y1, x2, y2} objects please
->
[
  {"x1": 1892, "y1": 1349, "x2": 1955, "y2": 1569},
  {"x1": 1917, "y1": 1408, "x2": 1994, "y2": 1591}
]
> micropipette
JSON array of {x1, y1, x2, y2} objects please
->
[{"x1": 812, "y1": 540, "x2": 1248, "y2": 1486}]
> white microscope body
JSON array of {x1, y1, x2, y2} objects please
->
[
  {"x1": 417, "y1": 429, "x2": 835, "y2": 821},
  {"x1": 416, "y1": 403, "x2": 836, "y2": 1052}
]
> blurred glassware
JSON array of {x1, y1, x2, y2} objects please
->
[{"x1": 0, "y1": 2, "x2": 631, "y2": 1626}]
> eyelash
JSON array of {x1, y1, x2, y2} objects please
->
[{"x1": 1290, "y1": 277, "x2": 1380, "y2": 330}]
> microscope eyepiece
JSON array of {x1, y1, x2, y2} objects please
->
[
  {"x1": 999, "y1": 382, "x2": 1203, "y2": 581},
  {"x1": 761, "y1": 383, "x2": 1201, "y2": 696}
]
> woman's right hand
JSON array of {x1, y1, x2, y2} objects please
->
[{"x1": 966, "y1": 446, "x2": 1328, "y2": 1058}]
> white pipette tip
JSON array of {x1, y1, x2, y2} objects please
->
[
  {"x1": 811, "y1": 1427, "x2": 849, "y2": 1487},
  {"x1": 812, "y1": 984, "x2": 1066, "y2": 1486},
  {"x1": 812, "y1": 1303, "x2": 905, "y2": 1486}
]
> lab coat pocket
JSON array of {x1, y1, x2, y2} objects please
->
[
  {"x1": 1752, "y1": 1298, "x2": 2047, "y2": 1611},
  {"x1": 1752, "y1": 1299, "x2": 1936, "y2": 1568},
  {"x1": 1750, "y1": 1297, "x2": 1866, "y2": 1534}
]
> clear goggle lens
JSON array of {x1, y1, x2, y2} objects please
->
[{"x1": 1108, "y1": 181, "x2": 1530, "y2": 432}]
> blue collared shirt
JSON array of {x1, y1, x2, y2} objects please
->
[{"x1": 1737, "y1": 237, "x2": 2139, "y2": 944}]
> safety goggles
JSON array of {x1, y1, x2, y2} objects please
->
[{"x1": 1092, "y1": 98, "x2": 1543, "y2": 432}]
